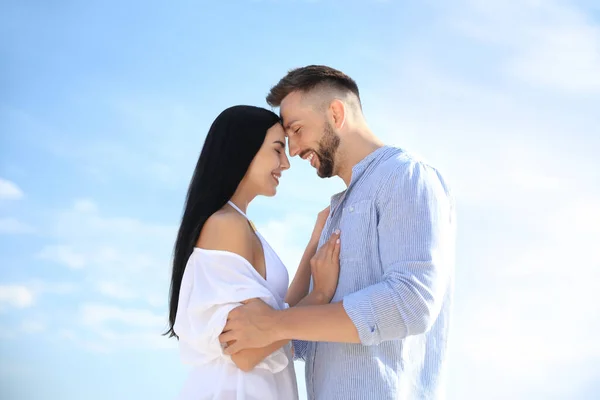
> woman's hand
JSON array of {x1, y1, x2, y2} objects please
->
[
  {"x1": 310, "y1": 206, "x2": 330, "y2": 245},
  {"x1": 310, "y1": 230, "x2": 341, "y2": 302}
]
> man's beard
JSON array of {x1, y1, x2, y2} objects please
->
[{"x1": 315, "y1": 121, "x2": 340, "y2": 178}]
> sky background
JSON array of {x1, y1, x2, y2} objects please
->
[{"x1": 1, "y1": 0, "x2": 599, "y2": 399}]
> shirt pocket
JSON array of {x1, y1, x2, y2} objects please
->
[{"x1": 338, "y1": 199, "x2": 375, "y2": 261}]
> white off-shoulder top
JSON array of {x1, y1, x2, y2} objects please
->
[{"x1": 173, "y1": 201, "x2": 298, "y2": 400}]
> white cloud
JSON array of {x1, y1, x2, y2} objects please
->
[
  {"x1": 53, "y1": 199, "x2": 176, "y2": 249},
  {"x1": 0, "y1": 178, "x2": 23, "y2": 200},
  {"x1": 96, "y1": 281, "x2": 138, "y2": 301},
  {"x1": 27, "y1": 280, "x2": 78, "y2": 296},
  {"x1": 37, "y1": 199, "x2": 177, "y2": 311},
  {"x1": 20, "y1": 319, "x2": 46, "y2": 334},
  {"x1": 449, "y1": 0, "x2": 600, "y2": 93},
  {"x1": 80, "y1": 303, "x2": 165, "y2": 329},
  {"x1": 0, "y1": 217, "x2": 35, "y2": 234},
  {"x1": 146, "y1": 293, "x2": 167, "y2": 308},
  {"x1": 0, "y1": 281, "x2": 75, "y2": 335},
  {"x1": 37, "y1": 245, "x2": 87, "y2": 269},
  {"x1": 56, "y1": 328, "x2": 176, "y2": 353},
  {"x1": 0, "y1": 317, "x2": 48, "y2": 339},
  {"x1": 447, "y1": 193, "x2": 600, "y2": 398},
  {"x1": 73, "y1": 303, "x2": 173, "y2": 352},
  {"x1": 0, "y1": 285, "x2": 35, "y2": 309},
  {"x1": 72, "y1": 198, "x2": 98, "y2": 213},
  {"x1": 37, "y1": 199, "x2": 175, "y2": 275},
  {"x1": 508, "y1": 23, "x2": 600, "y2": 93},
  {"x1": 6, "y1": 97, "x2": 203, "y2": 186}
]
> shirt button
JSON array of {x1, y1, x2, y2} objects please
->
[{"x1": 348, "y1": 206, "x2": 354, "y2": 212}]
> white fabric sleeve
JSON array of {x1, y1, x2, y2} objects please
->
[{"x1": 174, "y1": 250, "x2": 289, "y2": 373}]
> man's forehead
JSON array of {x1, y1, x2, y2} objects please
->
[
  {"x1": 279, "y1": 91, "x2": 304, "y2": 127},
  {"x1": 279, "y1": 108, "x2": 295, "y2": 130}
]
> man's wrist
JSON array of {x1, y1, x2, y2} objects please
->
[
  {"x1": 269, "y1": 309, "x2": 289, "y2": 341},
  {"x1": 274, "y1": 291, "x2": 332, "y2": 341}
]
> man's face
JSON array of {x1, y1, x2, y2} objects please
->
[{"x1": 280, "y1": 91, "x2": 340, "y2": 178}]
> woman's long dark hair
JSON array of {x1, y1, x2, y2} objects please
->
[{"x1": 165, "y1": 105, "x2": 280, "y2": 338}]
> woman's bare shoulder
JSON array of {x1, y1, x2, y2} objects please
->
[{"x1": 196, "y1": 209, "x2": 254, "y2": 263}]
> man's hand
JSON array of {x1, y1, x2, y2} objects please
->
[{"x1": 219, "y1": 298, "x2": 279, "y2": 355}]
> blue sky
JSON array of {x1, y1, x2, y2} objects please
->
[{"x1": 1, "y1": 0, "x2": 599, "y2": 399}]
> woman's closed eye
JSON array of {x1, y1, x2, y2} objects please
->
[{"x1": 273, "y1": 140, "x2": 286, "y2": 154}]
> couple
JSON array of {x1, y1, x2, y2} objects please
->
[{"x1": 166, "y1": 65, "x2": 456, "y2": 400}]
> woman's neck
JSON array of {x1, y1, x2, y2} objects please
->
[{"x1": 229, "y1": 189, "x2": 255, "y2": 214}]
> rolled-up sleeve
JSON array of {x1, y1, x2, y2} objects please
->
[{"x1": 343, "y1": 161, "x2": 455, "y2": 346}]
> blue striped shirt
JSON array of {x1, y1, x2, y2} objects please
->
[{"x1": 294, "y1": 146, "x2": 456, "y2": 400}]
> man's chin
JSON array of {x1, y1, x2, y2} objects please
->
[{"x1": 316, "y1": 168, "x2": 334, "y2": 179}]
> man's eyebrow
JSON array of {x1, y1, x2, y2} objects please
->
[
  {"x1": 282, "y1": 119, "x2": 299, "y2": 130},
  {"x1": 273, "y1": 140, "x2": 286, "y2": 148}
]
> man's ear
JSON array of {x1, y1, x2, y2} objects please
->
[{"x1": 330, "y1": 99, "x2": 346, "y2": 130}]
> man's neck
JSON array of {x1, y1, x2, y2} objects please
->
[{"x1": 337, "y1": 132, "x2": 385, "y2": 187}]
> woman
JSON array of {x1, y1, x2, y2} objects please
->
[{"x1": 166, "y1": 105, "x2": 341, "y2": 400}]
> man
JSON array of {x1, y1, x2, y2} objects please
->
[{"x1": 219, "y1": 65, "x2": 456, "y2": 399}]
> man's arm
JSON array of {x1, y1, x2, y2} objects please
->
[
  {"x1": 280, "y1": 162, "x2": 453, "y2": 345},
  {"x1": 220, "y1": 161, "x2": 454, "y2": 350},
  {"x1": 227, "y1": 291, "x2": 336, "y2": 365},
  {"x1": 274, "y1": 302, "x2": 360, "y2": 343},
  {"x1": 341, "y1": 162, "x2": 455, "y2": 345}
]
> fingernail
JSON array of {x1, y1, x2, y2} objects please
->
[
  {"x1": 335, "y1": 229, "x2": 340, "y2": 235},
  {"x1": 336, "y1": 238, "x2": 340, "y2": 244}
]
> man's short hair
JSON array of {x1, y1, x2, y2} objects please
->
[{"x1": 266, "y1": 65, "x2": 361, "y2": 108}]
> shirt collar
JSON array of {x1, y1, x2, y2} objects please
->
[
  {"x1": 349, "y1": 145, "x2": 392, "y2": 185},
  {"x1": 330, "y1": 145, "x2": 397, "y2": 203}
]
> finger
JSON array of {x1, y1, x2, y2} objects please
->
[
  {"x1": 326, "y1": 230, "x2": 340, "y2": 257},
  {"x1": 332, "y1": 233, "x2": 341, "y2": 261},
  {"x1": 222, "y1": 320, "x2": 232, "y2": 331},
  {"x1": 219, "y1": 330, "x2": 236, "y2": 344},
  {"x1": 223, "y1": 341, "x2": 242, "y2": 355}
]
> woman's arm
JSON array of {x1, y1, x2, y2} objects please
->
[
  {"x1": 284, "y1": 240, "x2": 318, "y2": 307},
  {"x1": 206, "y1": 206, "x2": 331, "y2": 372},
  {"x1": 199, "y1": 211, "x2": 287, "y2": 372},
  {"x1": 284, "y1": 206, "x2": 330, "y2": 307},
  {"x1": 229, "y1": 339, "x2": 288, "y2": 372}
]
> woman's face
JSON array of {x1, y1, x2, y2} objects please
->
[{"x1": 243, "y1": 123, "x2": 290, "y2": 197}]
